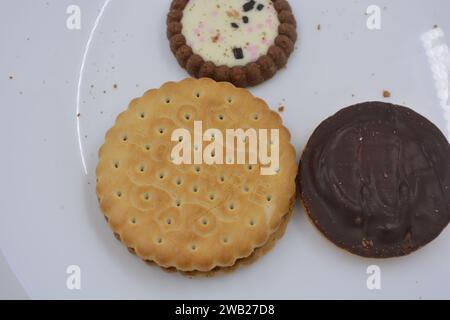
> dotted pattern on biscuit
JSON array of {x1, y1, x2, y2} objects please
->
[
  {"x1": 96, "y1": 78, "x2": 297, "y2": 272},
  {"x1": 113, "y1": 196, "x2": 295, "y2": 277}
]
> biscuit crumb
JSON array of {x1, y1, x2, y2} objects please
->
[
  {"x1": 278, "y1": 106, "x2": 285, "y2": 113},
  {"x1": 433, "y1": 24, "x2": 439, "y2": 29},
  {"x1": 317, "y1": 24, "x2": 321, "y2": 31},
  {"x1": 113, "y1": 84, "x2": 118, "y2": 89},
  {"x1": 383, "y1": 90, "x2": 391, "y2": 98},
  {"x1": 9, "y1": 75, "x2": 13, "y2": 80},
  {"x1": 211, "y1": 32, "x2": 221, "y2": 43},
  {"x1": 77, "y1": 113, "x2": 81, "y2": 118},
  {"x1": 226, "y1": 9, "x2": 240, "y2": 19},
  {"x1": 362, "y1": 238, "x2": 373, "y2": 248}
]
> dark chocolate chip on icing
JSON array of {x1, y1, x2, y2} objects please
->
[
  {"x1": 233, "y1": 47, "x2": 244, "y2": 60},
  {"x1": 243, "y1": 16, "x2": 249, "y2": 24},
  {"x1": 257, "y1": 4, "x2": 265, "y2": 11},
  {"x1": 300, "y1": 102, "x2": 450, "y2": 258},
  {"x1": 243, "y1": 0, "x2": 256, "y2": 12},
  {"x1": 231, "y1": 22, "x2": 239, "y2": 29}
]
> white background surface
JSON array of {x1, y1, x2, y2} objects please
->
[{"x1": 1, "y1": 0, "x2": 450, "y2": 299}]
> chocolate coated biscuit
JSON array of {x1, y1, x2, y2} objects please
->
[{"x1": 300, "y1": 102, "x2": 450, "y2": 258}]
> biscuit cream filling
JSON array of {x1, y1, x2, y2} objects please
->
[{"x1": 181, "y1": 0, "x2": 280, "y2": 67}]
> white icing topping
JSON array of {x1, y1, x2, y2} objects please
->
[{"x1": 181, "y1": 0, "x2": 280, "y2": 67}]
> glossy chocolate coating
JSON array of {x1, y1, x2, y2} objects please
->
[{"x1": 300, "y1": 102, "x2": 450, "y2": 258}]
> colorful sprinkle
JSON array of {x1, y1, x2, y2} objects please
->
[{"x1": 181, "y1": 0, "x2": 280, "y2": 66}]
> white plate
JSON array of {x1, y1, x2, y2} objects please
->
[{"x1": 1, "y1": 0, "x2": 450, "y2": 299}]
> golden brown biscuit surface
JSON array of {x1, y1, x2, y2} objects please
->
[
  {"x1": 111, "y1": 196, "x2": 294, "y2": 277},
  {"x1": 96, "y1": 78, "x2": 297, "y2": 272}
]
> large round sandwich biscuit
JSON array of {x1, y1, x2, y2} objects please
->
[{"x1": 96, "y1": 78, "x2": 297, "y2": 272}]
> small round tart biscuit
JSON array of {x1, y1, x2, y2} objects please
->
[
  {"x1": 300, "y1": 102, "x2": 450, "y2": 258},
  {"x1": 96, "y1": 78, "x2": 297, "y2": 272},
  {"x1": 167, "y1": 0, "x2": 297, "y2": 87}
]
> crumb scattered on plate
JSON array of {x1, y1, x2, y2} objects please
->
[
  {"x1": 278, "y1": 106, "x2": 285, "y2": 113},
  {"x1": 383, "y1": 90, "x2": 391, "y2": 98}
]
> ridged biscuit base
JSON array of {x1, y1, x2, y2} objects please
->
[{"x1": 110, "y1": 195, "x2": 295, "y2": 277}]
